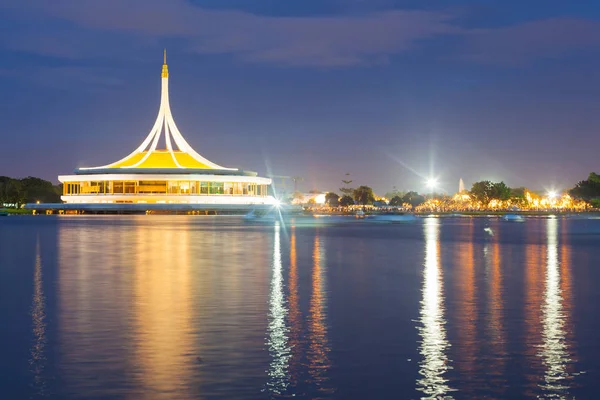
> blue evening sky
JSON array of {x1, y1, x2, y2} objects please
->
[{"x1": 1, "y1": 0, "x2": 599, "y2": 194}]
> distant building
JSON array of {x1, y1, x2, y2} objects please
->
[
  {"x1": 46, "y1": 52, "x2": 276, "y2": 210},
  {"x1": 292, "y1": 193, "x2": 326, "y2": 205}
]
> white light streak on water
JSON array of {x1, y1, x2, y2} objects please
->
[
  {"x1": 417, "y1": 218, "x2": 454, "y2": 399},
  {"x1": 539, "y1": 217, "x2": 572, "y2": 398},
  {"x1": 266, "y1": 223, "x2": 291, "y2": 395}
]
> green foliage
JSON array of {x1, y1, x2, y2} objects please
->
[
  {"x1": 389, "y1": 195, "x2": 403, "y2": 206},
  {"x1": 470, "y1": 181, "x2": 492, "y2": 203},
  {"x1": 339, "y1": 195, "x2": 354, "y2": 207},
  {"x1": 0, "y1": 176, "x2": 61, "y2": 207},
  {"x1": 569, "y1": 172, "x2": 600, "y2": 200},
  {"x1": 353, "y1": 186, "x2": 375, "y2": 205},
  {"x1": 589, "y1": 172, "x2": 600, "y2": 185},
  {"x1": 402, "y1": 191, "x2": 425, "y2": 207},
  {"x1": 470, "y1": 180, "x2": 511, "y2": 203},
  {"x1": 325, "y1": 192, "x2": 340, "y2": 207},
  {"x1": 510, "y1": 187, "x2": 526, "y2": 199},
  {"x1": 384, "y1": 189, "x2": 405, "y2": 201},
  {"x1": 490, "y1": 181, "x2": 511, "y2": 201},
  {"x1": 590, "y1": 199, "x2": 600, "y2": 208}
]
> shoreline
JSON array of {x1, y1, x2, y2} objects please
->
[{"x1": 2, "y1": 208, "x2": 599, "y2": 217}]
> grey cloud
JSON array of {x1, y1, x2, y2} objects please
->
[
  {"x1": 3, "y1": 1, "x2": 600, "y2": 67},
  {"x1": 2, "y1": 0, "x2": 459, "y2": 66},
  {"x1": 466, "y1": 18, "x2": 600, "y2": 65}
]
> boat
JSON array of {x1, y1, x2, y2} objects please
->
[
  {"x1": 355, "y1": 210, "x2": 366, "y2": 219},
  {"x1": 502, "y1": 213, "x2": 525, "y2": 222},
  {"x1": 243, "y1": 209, "x2": 277, "y2": 222},
  {"x1": 0, "y1": 210, "x2": 8, "y2": 217},
  {"x1": 369, "y1": 213, "x2": 418, "y2": 223}
]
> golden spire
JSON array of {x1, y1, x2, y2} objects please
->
[{"x1": 162, "y1": 48, "x2": 169, "y2": 78}]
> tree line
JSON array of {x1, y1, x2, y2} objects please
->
[
  {"x1": 316, "y1": 171, "x2": 600, "y2": 208},
  {"x1": 569, "y1": 172, "x2": 600, "y2": 207},
  {"x1": 0, "y1": 176, "x2": 61, "y2": 208}
]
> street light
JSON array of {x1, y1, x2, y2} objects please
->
[{"x1": 426, "y1": 178, "x2": 438, "y2": 190}]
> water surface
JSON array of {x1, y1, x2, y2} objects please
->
[{"x1": 0, "y1": 215, "x2": 599, "y2": 399}]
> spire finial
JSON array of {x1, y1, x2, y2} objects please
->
[{"x1": 162, "y1": 49, "x2": 169, "y2": 78}]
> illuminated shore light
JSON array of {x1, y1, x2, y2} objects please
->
[{"x1": 416, "y1": 190, "x2": 587, "y2": 212}]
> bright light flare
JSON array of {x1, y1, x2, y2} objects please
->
[
  {"x1": 426, "y1": 178, "x2": 438, "y2": 189},
  {"x1": 547, "y1": 190, "x2": 558, "y2": 199},
  {"x1": 315, "y1": 194, "x2": 326, "y2": 205}
]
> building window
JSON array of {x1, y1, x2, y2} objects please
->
[
  {"x1": 138, "y1": 181, "x2": 167, "y2": 194},
  {"x1": 113, "y1": 181, "x2": 124, "y2": 194},
  {"x1": 210, "y1": 182, "x2": 224, "y2": 194},
  {"x1": 200, "y1": 182, "x2": 209, "y2": 194},
  {"x1": 124, "y1": 182, "x2": 136, "y2": 194}
]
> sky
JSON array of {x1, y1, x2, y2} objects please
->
[{"x1": 1, "y1": 0, "x2": 600, "y2": 195}]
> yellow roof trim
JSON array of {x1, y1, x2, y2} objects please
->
[{"x1": 110, "y1": 151, "x2": 216, "y2": 169}]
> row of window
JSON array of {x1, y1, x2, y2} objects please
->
[{"x1": 64, "y1": 181, "x2": 269, "y2": 196}]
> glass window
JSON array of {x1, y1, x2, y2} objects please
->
[
  {"x1": 113, "y1": 181, "x2": 124, "y2": 194},
  {"x1": 179, "y1": 181, "x2": 190, "y2": 194},
  {"x1": 168, "y1": 181, "x2": 179, "y2": 194},
  {"x1": 210, "y1": 182, "x2": 224, "y2": 195},
  {"x1": 200, "y1": 182, "x2": 209, "y2": 194},
  {"x1": 124, "y1": 182, "x2": 136, "y2": 194},
  {"x1": 138, "y1": 181, "x2": 167, "y2": 194}
]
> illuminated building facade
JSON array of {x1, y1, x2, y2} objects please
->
[{"x1": 58, "y1": 51, "x2": 275, "y2": 208}]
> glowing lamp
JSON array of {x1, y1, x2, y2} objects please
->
[{"x1": 426, "y1": 178, "x2": 438, "y2": 189}]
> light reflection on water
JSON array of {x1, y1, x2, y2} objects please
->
[
  {"x1": 132, "y1": 221, "x2": 196, "y2": 398},
  {"x1": 287, "y1": 227, "x2": 303, "y2": 394},
  {"x1": 483, "y1": 229, "x2": 507, "y2": 391},
  {"x1": 266, "y1": 223, "x2": 291, "y2": 395},
  {"x1": 538, "y1": 217, "x2": 575, "y2": 398},
  {"x1": 455, "y1": 220, "x2": 477, "y2": 392},
  {"x1": 416, "y1": 217, "x2": 454, "y2": 399},
  {"x1": 307, "y1": 230, "x2": 334, "y2": 398},
  {"x1": 1, "y1": 216, "x2": 592, "y2": 399},
  {"x1": 30, "y1": 236, "x2": 47, "y2": 397}
]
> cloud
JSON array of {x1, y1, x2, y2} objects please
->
[
  {"x1": 466, "y1": 18, "x2": 600, "y2": 65},
  {"x1": 1, "y1": 0, "x2": 459, "y2": 66},
  {"x1": 3, "y1": 1, "x2": 600, "y2": 68}
]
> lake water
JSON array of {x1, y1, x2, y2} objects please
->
[{"x1": 1, "y1": 215, "x2": 599, "y2": 399}]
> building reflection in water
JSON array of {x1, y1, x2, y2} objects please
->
[
  {"x1": 416, "y1": 218, "x2": 454, "y2": 398},
  {"x1": 132, "y1": 221, "x2": 196, "y2": 398},
  {"x1": 58, "y1": 219, "x2": 197, "y2": 398},
  {"x1": 539, "y1": 217, "x2": 575, "y2": 397},
  {"x1": 287, "y1": 227, "x2": 304, "y2": 392},
  {"x1": 30, "y1": 236, "x2": 47, "y2": 397},
  {"x1": 266, "y1": 223, "x2": 291, "y2": 395},
  {"x1": 307, "y1": 229, "x2": 334, "y2": 397}
]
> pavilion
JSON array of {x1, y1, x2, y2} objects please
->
[{"x1": 28, "y1": 52, "x2": 279, "y2": 213}]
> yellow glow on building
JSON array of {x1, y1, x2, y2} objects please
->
[
  {"x1": 109, "y1": 151, "x2": 215, "y2": 169},
  {"x1": 55, "y1": 53, "x2": 276, "y2": 207}
]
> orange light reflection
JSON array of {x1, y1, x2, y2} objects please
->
[{"x1": 307, "y1": 231, "x2": 334, "y2": 396}]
